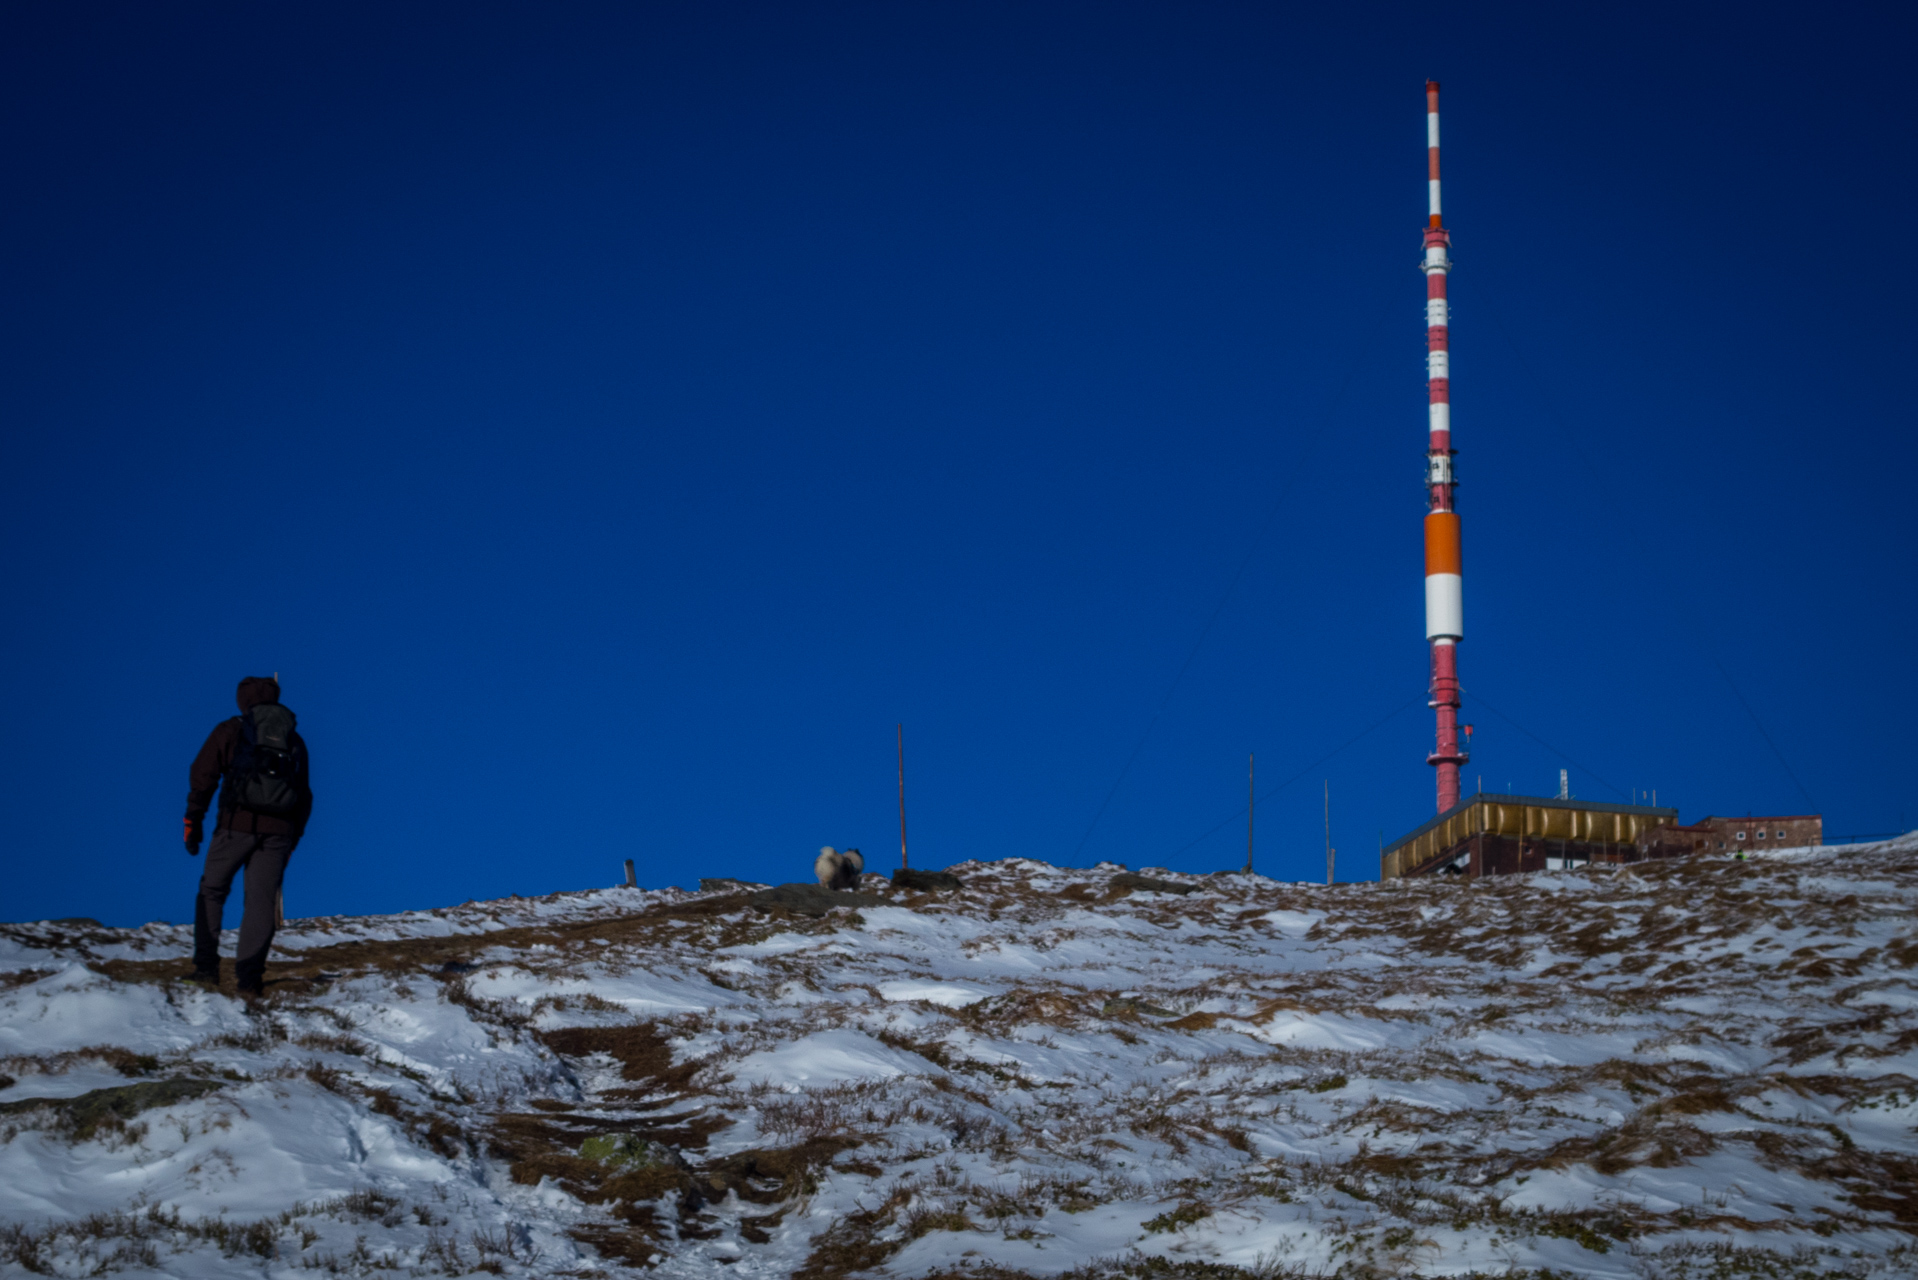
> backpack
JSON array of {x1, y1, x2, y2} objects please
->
[{"x1": 227, "y1": 704, "x2": 307, "y2": 817}]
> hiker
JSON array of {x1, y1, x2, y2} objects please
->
[{"x1": 182, "y1": 676, "x2": 312, "y2": 996}]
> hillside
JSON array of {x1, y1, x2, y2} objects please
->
[{"x1": 2, "y1": 839, "x2": 1916, "y2": 1279}]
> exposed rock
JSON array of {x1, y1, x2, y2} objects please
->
[
  {"x1": 580, "y1": 1133, "x2": 690, "y2": 1174},
  {"x1": 891, "y1": 867, "x2": 964, "y2": 892},
  {"x1": 698, "y1": 878, "x2": 763, "y2": 893},
  {"x1": 702, "y1": 1136, "x2": 861, "y2": 1204},
  {"x1": 0, "y1": 1077, "x2": 220, "y2": 1138},
  {"x1": 1102, "y1": 996, "x2": 1177, "y2": 1018},
  {"x1": 748, "y1": 883, "x2": 882, "y2": 917},
  {"x1": 1109, "y1": 872, "x2": 1196, "y2": 896}
]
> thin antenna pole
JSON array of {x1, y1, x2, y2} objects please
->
[
  {"x1": 1324, "y1": 780, "x2": 1335, "y2": 885},
  {"x1": 898, "y1": 724, "x2": 909, "y2": 871},
  {"x1": 1245, "y1": 753, "x2": 1255, "y2": 874}
]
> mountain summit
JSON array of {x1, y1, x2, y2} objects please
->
[{"x1": 3, "y1": 842, "x2": 1915, "y2": 1278}]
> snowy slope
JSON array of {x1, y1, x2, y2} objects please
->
[{"x1": 2, "y1": 838, "x2": 1915, "y2": 1279}]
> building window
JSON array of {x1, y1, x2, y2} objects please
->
[
  {"x1": 1776, "y1": 830, "x2": 1786, "y2": 838},
  {"x1": 1736, "y1": 831, "x2": 1746, "y2": 840},
  {"x1": 1756, "y1": 830, "x2": 1767, "y2": 839}
]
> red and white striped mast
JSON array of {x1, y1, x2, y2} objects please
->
[{"x1": 1422, "y1": 79, "x2": 1467, "y2": 812}]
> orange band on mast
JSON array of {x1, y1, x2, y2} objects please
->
[{"x1": 1424, "y1": 512, "x2": 1461, "y2": 575}]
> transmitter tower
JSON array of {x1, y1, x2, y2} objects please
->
[{"x1": 1422, "y1": 80, "x2": 1467, "y2": 811}]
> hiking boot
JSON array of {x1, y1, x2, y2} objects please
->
[
  {"x1": 236, "y1": 979, "x2": 265, "y2": 1001},
  {"x1": 180, "y1": 968, "x2": 219, "y2": 987}
]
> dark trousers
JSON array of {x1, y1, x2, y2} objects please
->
[{"x1": 194, "y1": 828, "x2": 294, "y2": 986}]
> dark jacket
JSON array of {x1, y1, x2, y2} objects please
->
[{"x1": 186, "y1": 676, "x2": 313, "y2": 839}]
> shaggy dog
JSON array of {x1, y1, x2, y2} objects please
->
[{"x1": 815, "y1": 846, "x2": 864, "y2": 891}]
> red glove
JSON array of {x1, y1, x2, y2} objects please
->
[{"x1": 184, "y1": 817, "x2": 203, "y2": 857}]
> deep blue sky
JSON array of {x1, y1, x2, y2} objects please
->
[{"x1": 4, "y1": 2, "x2": 1913, "y2": 926}]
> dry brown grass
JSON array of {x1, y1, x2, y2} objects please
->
[
  {"x1": 0, "y1": 1043, "x2": 163, "y2": 1081},
  {"x1": 81, "y1": 890, "x2": 780, "y2": 991},
  {"x1": 1165, "y1": 1012, "x2": 1221, "y2": 1031},
  {"x1": 482, "y1": 1012, "x2": 892, "y2": 1271},
  {"x1": 961, "y1": 988, "x2": 1085, "y2": 1029},
  {"x1": 537, "y1": 1022, "x2": 705, "y2": 1094},
  {"x1": 0, "y1": 968, "x2": 56, "y2": 994},
  {"x1": 1531, "y1": 1110, "x2": 1719, "y2": 1176}
]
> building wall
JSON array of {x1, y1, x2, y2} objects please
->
[
  {"x1": 1690, "y1": 815, "x2": 1822, "y2": 852},
  {"x1": 1382, "y1": 794, "x2": 1676, "y2": 879},
  {"x1": 1428, "y1": 833, "x2": 1642, "y2": 878},
  {"x1": 1396, "y1": 810, "x2": 1825, "y2": 880},
  {"x1": 1638, "y1": 823, "x2": 1711, "y2": 860}
]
